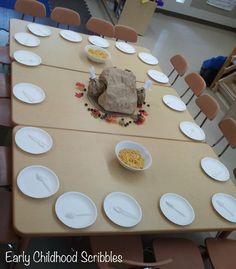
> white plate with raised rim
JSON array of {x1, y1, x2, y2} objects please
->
[
  {"x1": 14, "y1": 32, "x2": 40, "y2": 47},
  {"x1": 147, "y1": 70, "x2": 169, "y2": 83},
  {"x1": 60, "y1": 30, "x2": 82, "y2": 43},
  {"x1": 212, "y1": 193, "x2": 236, "y2": 223},
  {"x1": 27, "y1": 23, "x2": 51, "y2": 37},
  {"x1": 162, "y1": 95, "x2": 186, "y2": 112},
  {"x1": 103, "y1": 192, "x2": 142, "y2": 227},
  {"x1": 179, "y1": 121, "x2": 206, "y2": 141},
  {"x1": 88, "y1": 35, "x2": 109, "y2": 48},
  {"x1": 115, "y1": 41, "x2": 136, "y2": 54},
  {"x1": 138, "y1": 52, "x2": 158, "y2": 65},
  {"x1": 201, "y1": 157, "x2": 230, "y2": 182},
  {"x1": 160, "y1": 193, "x2": 195, "y2": 226},
  {"x1": 55, "y1": 192, "x2": 97, "y2": 229},
  {"x1": 15, "y1": 127, "x2": 53, "y2": 154},
  {"x1": 17, "y1": 165, "x2": 60, "y2": 198},
  {"x1": 13, "y1": 50, "x2": 42, "y2": 66},
  {"x1": 13, "y1": 82, "x2": 45, "y2": 104}
]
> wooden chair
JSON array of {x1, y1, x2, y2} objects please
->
[
  {"x1": 212, "y1": 117, "x2": 236, "y2": 157},
  {"x1": 0, "y1": 99, "x2": 12, "y2": 127},
  {"x1": 180, "y1": 72, "x2": 206, "y2": 105},
  {"x1": 114, "y1": 24, "x2": 138, "y2": 43},
  {"x1": 89, "y1": 235, "x2": 172, "y2": 269},
  {"x1": 0, "y1": 147, "x2": 11, "y2": 187},
  {"x1": 50, "y1": 7, "x2": 80, "y2": 29},
  {"x1": 168, "y1": 54, "x2": 188, "y2": 86},
  {"x1": 14, "y1": 0, "x2": 46, "y2": 22},
  {"x1": 86, "y1": 17, "x2": 114, "y2": 38},
  {"x1": 0, "y1": 73, "x2": 11, "y2": 98},
  {"x1": 153, "y1": 238, "x2": 204, "y2": 269},
  {"x1": 194, "y1": 94, "x2": 220, "y2": 127}
]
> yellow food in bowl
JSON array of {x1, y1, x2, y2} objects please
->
[
  {"x1": 88, "y1": 48, "x2": 108, "y2": 60},
  {"x1": 118, "y1": 149, "x2": 144, "y2": 169}
]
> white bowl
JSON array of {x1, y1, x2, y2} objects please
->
[
  {"x1": 85, "y1": 44, "x2": 111, "y2": 63},
  {"x1": 115, "y1": 140, "x2": 152, "y2": 172}
]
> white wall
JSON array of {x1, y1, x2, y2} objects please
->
[{"x1": 159, "y1": 0, "x2": 236, "y2": 28}]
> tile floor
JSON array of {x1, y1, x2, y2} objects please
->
[{"x1": 0, "y1": 1, "x2": 236, "y2": 268}]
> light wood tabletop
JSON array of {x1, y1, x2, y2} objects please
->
[
  {"x1": 13, "y1": 126, "x2": 236, "y2": 236},
  {"x1": 12, "y1": 62, "x2": 195, "y2": 142},
  {"x1": 9, "y1": 19, "x2": 166, "y2": 84}
]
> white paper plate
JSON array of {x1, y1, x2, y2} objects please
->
[
  {"x1": 55, "y1": 192, "x2": 97, "y2": 229},
  {"x1": 14, "y1": 32, "x2": 40, "y2": 47},
  {"x1": 88, "y1": 35, "x2": 109, "y2": 48},
  {"x1": 103, "y1": 192, "x2": 142, "y2": 227},
  {"x1": 160, "y1": 193, "x2": 195, "y2": 226},
  {"x1": 212, "y1": 193, "x2": 236, "y2": 223},
  {"x1": 17, "y1": 165, "x2": 59, "y2": 198},
  {"x1": 60, "y1": 30, "x2": 82, "y2": 43},
  {"x1": 201, "y1": 157, "x2": 230, "y2": 182},
  {"x1": 138, "y1": 52, "x2": 158, "y2": 65},
  {"x1": 27, "y1": 23, "x2": 51, "y2": 37},
  {"x1": 15, "y1": 127, "x2": 53, "y2": 154},
  {"x1": 13, "y1": 82, "x2": 45, "y2": 104},
  {"x1": 147, "y1": 70, "x2": 169, "y2": 83},
  {"x1": 179, "y1": 121, "x2": 206, "y2": 141},
  {"x1": 13, "y1": 50, "x2": 42, "y2": 66},
  {"x1": 162, "y1": 95, "x2": 186, "y2": 112},
  {"x1": 115, "y1": 41, "x2": 136, "y2": 54}
]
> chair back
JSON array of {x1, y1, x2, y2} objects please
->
[
  {"x1": 86, "y1": 17, "x2": 114, "y2": 38},
  {"x1": 184, "y1": 72, "x2": 206, "y2": 96},
  {"x1": 219, "y1": 117, "x2": 236, "y2": 147},
  {"x1": 50, "y1": 7, "x2": 80, "y2": 26},
  {"x1": 170, "y1": 54, "x2": 188, "y2": 76},
  {"x1": 114, "y1": 24, "x2": 138, "y2": 43},
  {"x1": 195, "y1": 94, "x2": 219, "y2": 120},
  {"x1": 14, "y1": 0, "x2": 46, "y2": 18}
]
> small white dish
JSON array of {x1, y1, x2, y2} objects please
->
[
  {"x1": 55, "y1": 192, "x2": 97, "y2": 229},
  {"x1": 60, "y1": 30, "x2": 82, "y2": 43},
  {"x1": 179, "y1": 121, "x2": 206, "y2": 141},
  {"x1": 162, "y1": 95, "x2": 186, "y2": 112},
  {"x1": 160, "y1": 193, "x2": 195, "y2": 226},
  {"x1": 212, "y1": 193, "x2": 236, "y2": 223},
  {"x1": 13, "y1": 50, "x2": 42, "y2": 66},
  {"x1": 27, "y1": 23, "x2": 51, "y2": 37},
  {"x1": 201, "y1": 157, "x2": 230, "y2": 182},
  {"x1": 15, "y1": 127, "x2": 53, "y2": 154},
  {"x1": 115, "y1": 140, "x2": 152, "y2": 172},
  {"x1": 14, "y1": 32, "x2": 40, "y2": 47},
  {"x1": 103, "y1": 192, "x2": 142, "y2": 227},
  {"x1": 13, "y1": 82, "x2": 45, "y2": 104},
  {"x1": 85, "y1": 45, "x2": 111, "y2": 64},
  {"x1": 17, "y1": 165, "x2": 60, "y2": 198},
  {"x1": 88, "y1": 35, "x2": 109, "y2": 48},
  {"x1": 115, "y1": 41, "x2": 136, "y2": 54},
  {"x1": 138, "y1": 52, "x2": 158, "y2": 65},
  {"x1": 147, "y1": 70, "x2": 169, "y2": 83}
]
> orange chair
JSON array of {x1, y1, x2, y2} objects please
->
[
  {"x1": 50, "y1": 7, "x2": 80, "y2": 29},
  {"x1": 168, "y1": 54, "x2": 188, "y2": 86},
  {"x1": 0, "y1": 99, "x2": 12, "y2": 127},
  {"x1": 205, "y1": 237, "x2": 236, "y2": 269},
  {"x1": 86, "y1": 17, "x2": 114, "y2": 38},
  {"x1": 153, "y1": 238, "x2": 204, "y2": 269},
  {"x1": 212, "y1": 117, "x2": 236, "y2": 157},
  {"x1": 89, "y1": 235, "x2": 172, "y2": 269},
  {"x1": 0, "y1": 147, "x2": 11, "y2": 187},
  {"x1": 14, "y1": 0, "x2": 46, "y2": 22},
  {"x1": 0, "y1": 73, "x2": 10, "y2": 98},
  {"x1": 180, "y1": 72, "x2": 206, "y2": 105},
  {"x1": 194, "y1": 94, "x2": 220, "y2": 127},
  {"x1": 114, "y1": 24, "x2": 138, "y2": 43}
]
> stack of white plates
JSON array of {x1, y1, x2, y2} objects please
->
[
  {"x1": 27, "y1": 23, "x2": 51, "y2": 37},
  {"x1": 115, "y1": 41, "x2": 136, "y2": 54},
  {"x1": 13, "y1": 50, "x2": 42, "y2": 66},
  {"x1": 138, "y1": 52, "x2": 158, "y2": 65},
  {"x1": 179, "y1": 121, "x2": 206, "y2": 141},
  {"x1": 162, "y1": 95, "x2": 186, "y2": 112},
  {"x1": 14, "y1": 32, "x2": 40, "y2": 47},
  {"x1": 60, "y1": 30, "x2": 82, "y2": 43},
  {"x1": 88, "y1": 35, "x2": 109, "y2": 48},
  {"x1": 147, "y1": 70, "x2": 169, "y2": 83}
]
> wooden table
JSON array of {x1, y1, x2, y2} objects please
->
[
  {"x1": 12, "y1": 62, "x2": 193, "y2": 142},
  {"x1": 13, "y1": 126, "x2": 236, "y2": 236},
  {"x1": 9, "y1": 19, "x2": 164, "y2": 84}
]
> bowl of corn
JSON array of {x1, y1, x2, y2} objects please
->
[{"x1": 85, "y1": 45, "x2": 111, "y2": 63}]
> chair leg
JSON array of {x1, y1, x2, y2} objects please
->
[
  {"x1": 180, "y1": 87, "x2": 190, "y2": 98},
  {"x1": 200, "y1": 116, "x2": 207, "y2": 128},
  {"x1": 212, "y1": 135, "x2": 224, "y2": 147},
  {"x1": 194, "y1": 110, "x2": 201, "y2": 120},
  {"x1": 21, "y1": 14, "x2": 24, "y2": 20},
  {"x1": 56, "y1": 22, "x2": 59, "y2": 28},
  {"x1": 67, "y1": 25, "x2": 70, "y2": 30},
  {"x1": 170, "y1": 74, "x2": 179, "y2": 86},
  {"x1": 218, "y1": 143, "x2": 230, "y2": 157},
  {"x1": 168, "y1": 68, "x2": 174, "y2": 78},
  {"x1": 216, "y1": 231, "x2": 232, "y2": 239},
  {"x1": 186, "y1": 93, "x2": 194, "y2": 105},
  {"x1": 33, "y1": 17, "x2": 35, "y2": 22}
]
